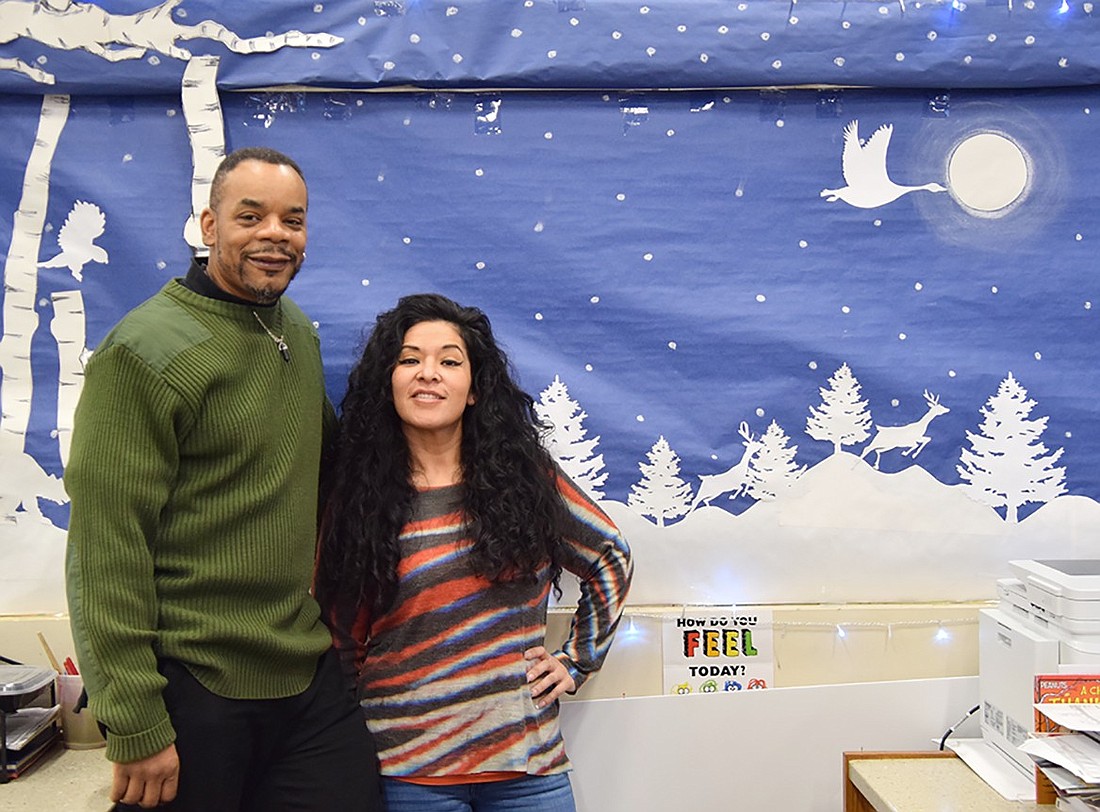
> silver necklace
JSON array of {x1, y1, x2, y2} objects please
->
[{"x1": 252, "y1": 310, "x2": 291, "y2": 363}]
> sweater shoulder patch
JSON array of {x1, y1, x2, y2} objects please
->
[{"x1": 101, "y1": 294, "x2": 212, "y2": 374}]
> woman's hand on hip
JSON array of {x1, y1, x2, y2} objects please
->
[{"x1": 524, "y1": 646, "x2": 576, "y2": 708}]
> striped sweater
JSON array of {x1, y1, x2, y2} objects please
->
[{"x1": 333, "y1": 474, "x2": 632, "y2": 778}]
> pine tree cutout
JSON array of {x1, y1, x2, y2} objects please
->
[
  {"x1": 957, "y1": 372, "x2": 1067, "y2": 523},
  {"x1": 746, "y1": 420, "x2": 806, "y2": 501},
  {"x1": 536, "y1": 375, "x2": 608, "y2": 499},
  {"x1": 805, "y1": 362, "x2": 873, "y2": 454},
  {"x1": 628, "y1": 435, "x2": 693, "y2": 528}
]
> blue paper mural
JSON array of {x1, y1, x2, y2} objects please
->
[
  {"x1": 3, "y1": 0, "x2": 1100, "y2": 93},
  {"x1": 2, "y1": 1, "x2": 1098, "y2": 612}
]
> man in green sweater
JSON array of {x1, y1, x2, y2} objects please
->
[{"x1": 65, "y1": 147, "x2": 380, "y2": 810}]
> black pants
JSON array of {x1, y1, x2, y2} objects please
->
[{"x1": 115, "y1": 649, "x2": 380, "y2": 812}]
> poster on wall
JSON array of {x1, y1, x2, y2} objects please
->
[
  {"x1": 662, "y1": 609, "x2": 774, "y2": 695},
  {"x1": 3, "y1": 2, "x2": 1100, "y2": 615}
]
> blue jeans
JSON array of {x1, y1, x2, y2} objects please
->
[{"x1": 381, "y1": 773, "x2": 576, "y2": 812}]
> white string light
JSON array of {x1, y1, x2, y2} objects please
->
[
  {"x1": 765, "y1": 617, "x2": 976, "y2": 634},
  {"x1": 628, "y1": 615, "x2": 639, "y2": 634},
  {"x1": 550, "y1": 607, "x2": 982, "y2": 639},
  {"x1": 563, "y1": 609, "x2": 978, "y2": 633}
]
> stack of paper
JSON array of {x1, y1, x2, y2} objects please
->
[
  {"x1": 1037, "y1": 704, "x2": 1100, "y2": 735},
  {"x1": 1055, "y1": 796, "x2": 1100, "y2": 812},
  {"x1": 1021, "y1": 734, "x2": 1100, "y2": 784},
  {"x1": 3, "y1": 705, "x2": 60, "y2": 751},
  {"x1": 1022, "y1": 705, "x2": 1100, "y2": 810},
  {"x1": 1037, "y1": 764, "x2": 1100, "y2": 807}
]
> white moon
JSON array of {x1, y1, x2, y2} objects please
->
[{"x1": 947, "y1": 132, "x2": 1029, "y2": 214}]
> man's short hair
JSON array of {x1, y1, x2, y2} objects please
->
[{"x1": 208, "y1": 147, "x2": 306, "y2": 211}]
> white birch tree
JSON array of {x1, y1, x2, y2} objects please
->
[
  {"x1": 0, "y1": 94, "x2": 71, "y2": 522},
  {"x1": 1, "y1": 94, "x2": 69, "y2": 455},
  {"x1": 50, "y1": 290, "x2": 88, "y2": 468},
  {"x1": 628, "y1": 436, "x2": 693, "y2": 528},
  {"x1": 536, "y1": 375, "x2": 608, "y2": 499},
  {"x1": 0, "y1": 9, "x2": 328, "y2": 609},
  {"x1": 805, "y1": 362, "x2": 873, "y2": 454},
  {"x1": 746, "y1": 420, "x2": 805, "y2": 501},
  {"x1": 0, "y1": 0, "x2": 343, "y2": 85},
  {"x1": 957, "y1": 372, "x2": 1067, "y2": 524},
  {"x1": 181, "y1": 55, "x2": 226, "y2": 252}
]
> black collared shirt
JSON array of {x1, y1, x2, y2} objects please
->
[{"x1": 181, "y1": 257, "x2": 277, "y2": 308}]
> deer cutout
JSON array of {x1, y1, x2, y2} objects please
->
[
  {"x1": 690, "y1": 422, "x2": 764, "y2": 511},
  {"x1": 860, "y1": 390, "x2": 950, "y2": 470}
]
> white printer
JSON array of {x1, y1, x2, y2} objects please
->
[{"x1": 979, "y1": 559, "x2": 1100, "y2": 773}]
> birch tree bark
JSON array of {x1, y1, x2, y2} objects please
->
[
  {"x1": 181, "y1": 55, "x2": 224, "y2": 254},
  {"x1": 50, "y1": 289, "x2": 86, "y2": 467},
  {"x1": 1, "y1": 94, "x2": 71, "y2": 456}
]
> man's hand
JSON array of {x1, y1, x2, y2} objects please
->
[
  {"x1": 524, "y1": 646, "x2": 576, "y2": 709},
  {"x1": 111, "y1": 743, "x2": 180, "y2": 808}
]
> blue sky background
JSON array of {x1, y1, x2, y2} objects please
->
[
  {"x1": 2, "y1": 1, "x2": 1098, "y2": 523},
  {"x1": 2, "y1": 0, "x2": 1100, "y2": 94},
  {"x1": 9, "y1": 84, "x2": 1097, "y2": 518}
]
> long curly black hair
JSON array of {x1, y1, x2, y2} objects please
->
[{"x1": 315, "y1": 293, "x2": 569, "y2": 623}]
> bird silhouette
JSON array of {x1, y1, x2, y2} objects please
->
[
  {"x1": 39, "y1": 200, "x2": 109, "y2": 281},
  {"x1": 820, "y1": 120, "x2": 946, "y2": 208}
]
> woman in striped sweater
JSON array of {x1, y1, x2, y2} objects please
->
[{"x1": 316, "y1": 293, "x2": 632, "y2": 812}]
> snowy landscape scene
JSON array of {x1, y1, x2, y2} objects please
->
[
  {"x1": 542, "y1": 365, "x2": 1094, "y2": 604},
  {"x1": 2, "y1": 2, "x2": 1099, "y2": 613}
]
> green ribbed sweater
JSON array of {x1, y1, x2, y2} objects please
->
[{"x1": 65, "y1": 279, "x2": 333, "y2": 764}]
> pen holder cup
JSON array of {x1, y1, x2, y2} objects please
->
[{"x1": 57, "y1": 674, "x2": 106, "y2": 750}]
